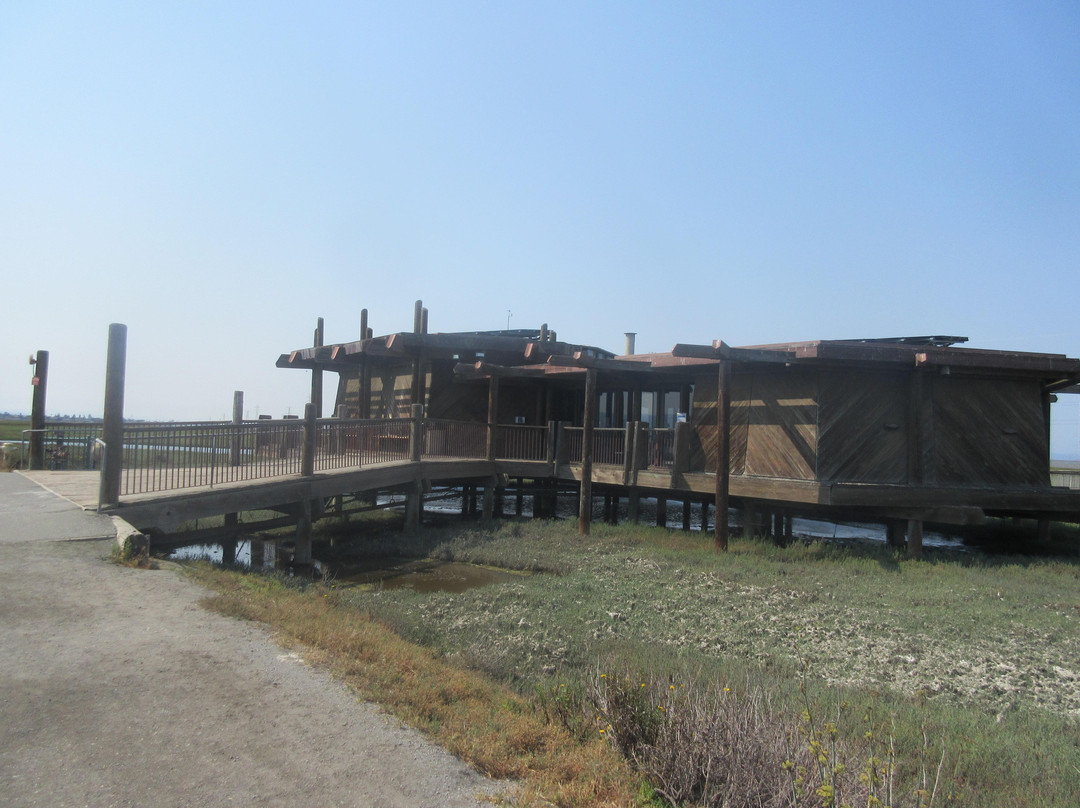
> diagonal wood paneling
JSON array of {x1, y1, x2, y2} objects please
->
[
  {"x1": 818, "y1": 371, "x2": 908, "y2": 483},
  {"x1": 689, "y1": 372, "x2": 750, "y2": 474},
  {"x1": 744, "y1": 372, "x2": 818, "y2": 480},
  {"x1": 931, "y1": 377, "x2": 1048, "y2": 486}
]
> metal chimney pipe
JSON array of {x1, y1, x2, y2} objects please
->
[{"x1": 624, "y1": 332, "x2": 637, "y2": 356}]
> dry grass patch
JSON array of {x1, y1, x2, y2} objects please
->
[{"x1": 189, "y1": 564, "x2": 638, "y2": 807}]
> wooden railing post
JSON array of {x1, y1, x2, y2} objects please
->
[
  {"x1": 545, "y1": 420, "x2": 557, "y2": 467},
  {"x1": 673, "y1": 421, "x2": 690, "y2": 474},
  {"x1": 410, "y1": 403, "x2": 424, "y2": 462},
  {"x1": 301, "y1": 403, "x2": 316, "y2": 477},
  {"x1": 622, "y1": 422, "x2": 634, "y2": 485}
]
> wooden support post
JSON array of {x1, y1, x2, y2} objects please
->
[
  {"x1": 222, "y1": 512, "x2": 239, "y2": 565},
  {"x1": 622, "y1": 422, "x2": 634, "y2": 485},
  {"x1": 29, "y1": 349, "x2": 48, "y2": 470},
  {"x1": 906, "y1": 519, "x2": 924, "y2": 559},
  {"x1": 700, "y1": 500, "x2": 710, "y2": 533},
  {"x1": 743, "y1": 502, "x2": 756, "y2": 538},
  {"x1": 515, "y1": 479, "x2": 524, "y2": 516},
  {"x1": 487, "y1": 376, "x2": 500, "y2": 461},
  {"x1": 483, "y1": 478, "x2": 495, "y2": 520},
  {"x1": 230, "y1": 391, "x2": 243, "y2": 466},
  {"x1": 1037, "y1": 517, "x2": 1051, "y2": 545},
  {"x1": 578, "y1": 367, "x2": 598, "y2": 535},
  {"x1": 629, "y1": 490, "x2": 640, "y2": 523},
  {"x1": 405, "y1": 480, "x2": 423, "y2": 531},
  {"x1": 311, "y1": 317, "x2": 324, "y2": 418},
  {"x1": 656, "y1": 496, "x2": 668, "y2": 528},
  {"x1": 301, "y1": 403, "x2": 316, "y2": 477},
  {"x1": 714, "y1": 359, "x2": 731, "y2": 550},
  {"x1": 294, "y1": 498, "x2": 313, "y2": 565},
  {"x1": 410, "y1": 403, "x2": 424, "y2": 462},
  {"x1": 100, "y1": 324, "x2": 127, "y2": 508},
  {"x1": 886, "y1": 520, "x2": 906, "y2": 549},
  {"x1": 682, "y1": 499, "x2": 691, "y2": 531},
  {"x1": 784, "y1": 512, "x2": 793, "y2": 543},
  {"x1": 679, "y1": 385, "x2": 691, "y2": 417},
  {"x1": 460, "y1": 485, "x2": 470, "y2": 517},
  {"x1": 632, "y1": 421, "x2": 649, "y2": 480}
]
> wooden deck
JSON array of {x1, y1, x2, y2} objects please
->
[{"x1": 19, "y1": 456, "x2": 551, "y2": 533}]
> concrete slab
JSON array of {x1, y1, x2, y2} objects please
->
[{"x1": 0, "y1": 472, "x2": 115, "y2": 544}]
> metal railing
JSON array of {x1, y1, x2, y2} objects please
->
[
  {"x1": 314, "y1": 418, "x2": 412, "y2": 470},
  {"x1": 424, "y1": 419, "x2": 487, "y2": 459},
  {"x1": 120, "y1": 420, "x2": 306, "y2": 495},
  {"x1": 21, "y1": 424, "x2": 103, "y2": 470},
  {"x1": 495, "y1": 424, "x2": 548, "y2": 461},
  {"x1": 72, "y1": 416, "x2": 556, "y2": 499}
]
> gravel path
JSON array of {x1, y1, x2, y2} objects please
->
[{"x1": 0, "y1": 473, "x2": 503, "y2": 808}]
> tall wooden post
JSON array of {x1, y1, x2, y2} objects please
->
[
  {"x1": 906, "y1": 519, "x2": 924, "y2": 559},
  {"x1": 412, "y1": 300, "x2": 425, "y2": 406},
  {"x1": 301, "y1": 402, "x2": 316, "y2": 477},
  {"x1": 294, "y1": 498, "x2": 313, "y2": 565},
  {"x1": 578, "y1": 367, "x2": 597, "y2": 535},
  {"x1": 311, "y1": 317, "x2": 324, "y2": 418},
  {"x1": 100, "y1": 324, "x2": 127, "y2": 508},
  {"x1": 29, "y1": 350, "x2": 49, "y2": 470},
  {"x1": 714, "y1": 359, "x2": 731, "y2": 550},
  {"x1": 230, "y1": 391, "x2": 243, "y2": 466},
  {"x1": 486, "y1": 376, "x2": 500, "y2": 461},
  {"x1": 409, "y1": 402, "x2": 424, "y2": 462}
]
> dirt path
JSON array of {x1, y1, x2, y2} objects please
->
[{"x1": 0, "y1": 474, "x2": 503, "y2": 808}]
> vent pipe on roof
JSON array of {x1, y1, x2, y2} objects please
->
[
  {"x1": 540, "y1": 323, "x2": 548, "y2": 342},
  {"x1": 625, "y1": 332, "x2": 636, "y2": 356},
  {"x1": 413, "y1": 300, "x2": 423, "y2": 334}
]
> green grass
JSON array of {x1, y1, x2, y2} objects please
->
[
  {"x1": 0, "y1": 420, "x2": 30, "y2": 442},
  {"x1": 318, "y1": 519, "x2": 1080, "y2": 807}
]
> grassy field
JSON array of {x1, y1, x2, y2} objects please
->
[
  {"x1": 190, "y1": 517, "x2": 1080, "y2": 807},
  {"x1": 0, "y1": 420, "x2": 30, "y2": 442}
]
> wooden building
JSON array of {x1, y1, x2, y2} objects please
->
[{"x1": 278, "y1": 307, "x2": 1080, "y2": 547}]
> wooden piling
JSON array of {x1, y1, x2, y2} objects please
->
[
  {"x1": 294, "y1": 498, "x2": 313, "y2": 565},
  {"x1": 311, "y1": 317, "x2": 324, "y2": 418},
  {"x1": 301, "y1": 403, "x2": 316, "y2": 477},
  {"x1": 29, "y1": 350, "x2": 49, "y2": 470},
  {"x1": 578, "y1": 367, "x2": 597, "y2": 535},
  {"x1": 230, "y1": 391, "x2": 243, "y2": 466},
  {"x1": 906, "y1": 519, "x2": 924, "y2": 559},
  {"x1": 714, "y1": 359, "x2": 731, "y2": 550},
  {"x1": 100, "y1": 324, "x2": 127, "y2": 508}
]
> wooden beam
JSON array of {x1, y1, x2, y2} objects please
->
[
  {"x1": 714, "y1": 358, "x2": 731, "y2": 550},
  {"x1": 579, "y1": 367, "x2": 597, "y2": 535}
]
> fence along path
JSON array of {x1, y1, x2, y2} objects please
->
[
  {"x1": 28, "y1": 417, "x2": 679, "y2": 502},
  {"x1": 97, "y1": 417, "x2": 546, "y2": 497}
]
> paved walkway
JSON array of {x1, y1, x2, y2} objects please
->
[{"x1": 0, "y1": 473, "x2": 502, "y2": 808}]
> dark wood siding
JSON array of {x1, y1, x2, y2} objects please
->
[
  {"x1": 817, "y1": 370, "x2": 908, "y2": 484},
  {"x1": 930, "y1": 377, "x2": 1049, "y2": 487},
  {"x1": 744, "y1": 371, "x2": 818, "y2": 480}
]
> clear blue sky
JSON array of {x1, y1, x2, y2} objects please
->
[{"x1": 2, "y1": 2, "x2": 1078, "y2": 456}]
